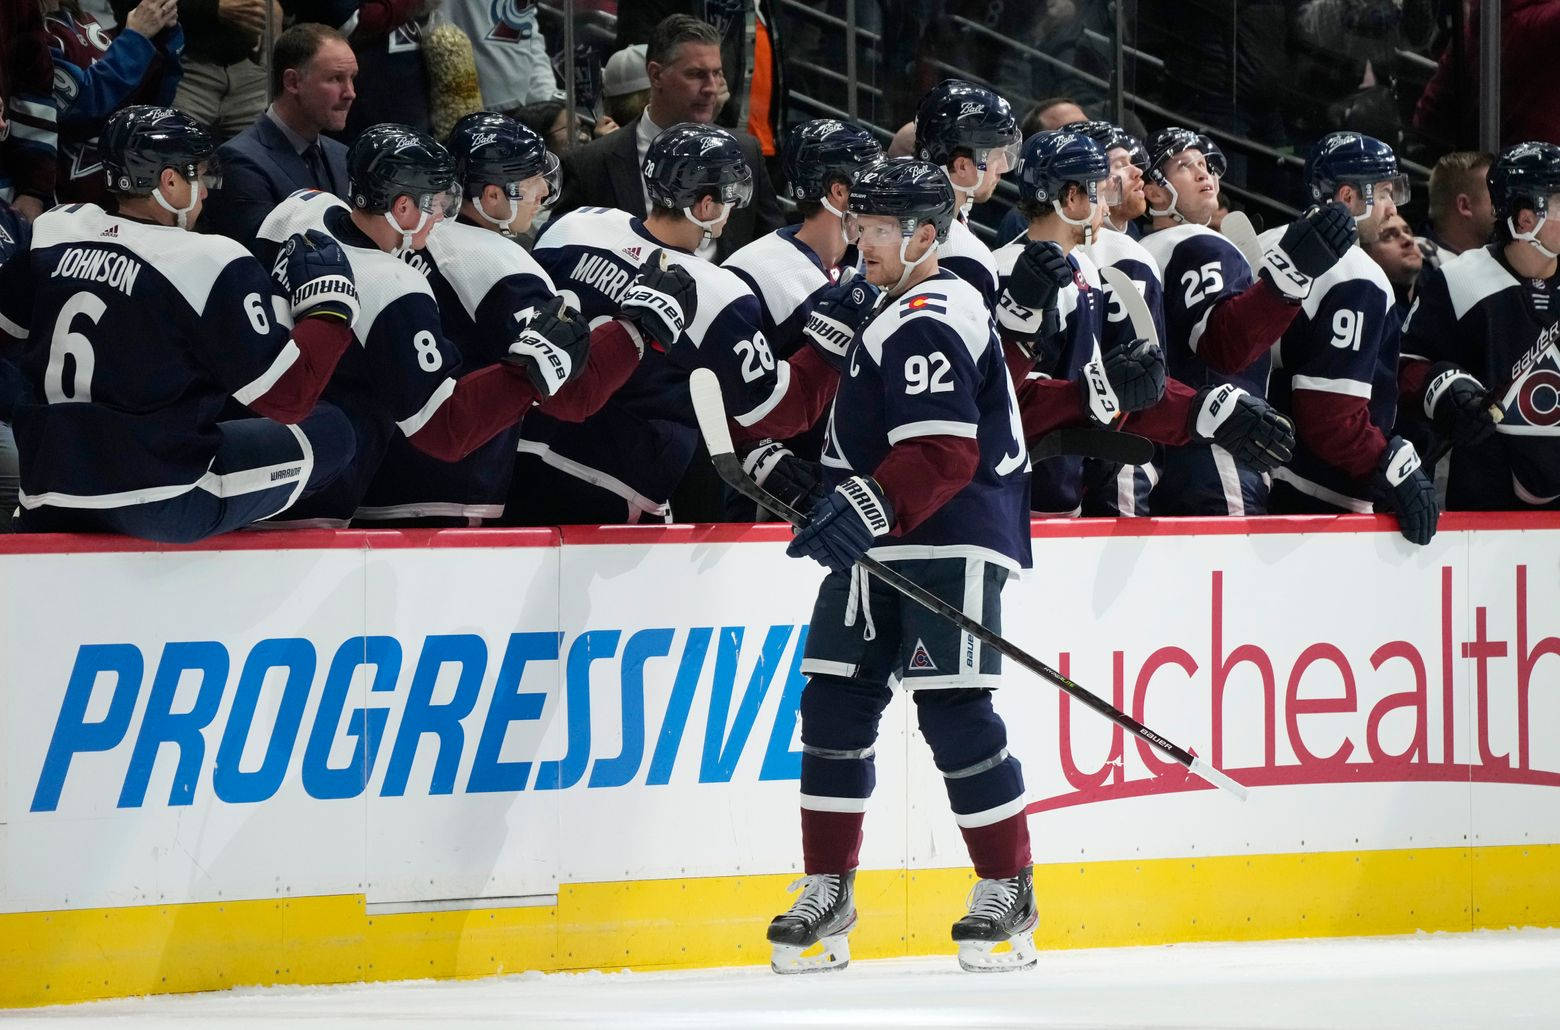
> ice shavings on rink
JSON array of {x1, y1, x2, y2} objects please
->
[{"x1": 8, "y1": 928, "x2": 1560, "y2": 1029}]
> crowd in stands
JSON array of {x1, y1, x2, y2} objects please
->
[{"x1": 0, "y1": 2, "x2": 1557, "y2": 541}]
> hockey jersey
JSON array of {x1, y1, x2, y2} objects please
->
[
  {"x1": 821, "y1": 269, "x2": 1032, "y2": 570},
  {"x1": 1401, "y1": 244, "x2": 1560, "y2": 507},
  {"x1": 356, "y1": 217, "x2": 554, "y2": 521},
  {"x1": 938, "y1": 216, "x2": 1001, "y2": 313},
  {"x1": 254, "y1": 190, "x2": 462, "y2": 523},
  {"x1": 722, "y1": 224, "x2": 838, "y2": 358},
  {"x1": 1088, "y1": 229, "x2": 1167, "y2": 350},
  {"x1": 8, "y1": 203, "x2": 311, "y2": 509},
  {"x1": 1260, "y1": 230, "x2": 1398, "y2": 512},
  {"x1": 526, "y1": 206, "x2": 796, "y2": 514},
  {"x1": 1139, "y1": 223, "x2": 1269, "y2": 395}
]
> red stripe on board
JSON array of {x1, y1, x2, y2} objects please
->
[
  {"x1": 561, "y1": 522, "x2": 794, "y2": 546},
  {"x1": 0, "y1": 528, "x2": 560, "y2": 556}
]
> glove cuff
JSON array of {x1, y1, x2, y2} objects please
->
[
  {"x1": 742, "y1": 441, "x2": 786, "y2": 486},
  {"x1": 1259, "y1": 246, "x2": 1312, "y2": 303},
  {"x1": 1423, "y1": 364, "x2": 1482, "y2": 419},
  {"x1": 1080, "y1": 348, "x2": 1122, "y2": 427},
  {"x1": 506, "y1": 330, "x2": 573, "y2": 396},
  {"x1": 838, "y1": 475, "x2": 895, "y2": 539},
  {"x1": 803, "y1": 309, "x2": 853, "y2": 366},
  {"x1": 1377, "y1": 437, "x2": 1422, "y2": 487},
  {"x1": 1193, "y1": 383, "x2": 1246, "y2": 440},
  {"x1": 292, "y1": 275, "x2": 360, "y2": 325},
  {"x1": 997, "y1": 290, "x2": 1047, "y2": 336}
]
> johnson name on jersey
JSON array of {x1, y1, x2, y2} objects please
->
[
  {"x1": 821, "y1": 269, "x2": 1031, "y2": 570},
  {"x1": 1140, "y1": 223, "x2": 1269, "y2": 395}
]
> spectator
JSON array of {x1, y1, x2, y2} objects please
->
[
  {"x1": 2, "y1": 4, "x2": 58, "y2": 218},
  {"x1": 1365, "y1": 211, "x2": 1423, "y2": 321},
  {"x1": 445, "y1": 0, "x2": 556, "y2": 115},
  {"x1": 171, "y1": 0, "x2": 277, "y2": 142},
  {"x1": 887, "y1": 120, "x2": 915, "y2": 158},
  {"x1": 1025, "y1": 97, "x2": 1087, "y2": 135},
  {"x1": 550, "y1": 14, "x2": 782, "y2": 262},
  {"x1": 203, "y1": 23, "x2": 355, "y2": 242},
  {"x1": 283, "y1": 0, "x2": 436, "y2": 141},
  {"x1": 1414, "y1": 0, "x2": 1560, "y2": 150},
  {"x1": 601, "y1": 43, "x2": 649, "y2": 132},
  {"x1": 516, "y1": 99, "x2": 588, "y2": 157},
  {"x1": 0, "y1": 198, "x2": 27, "y2": 531},
  {"x1": 1422, "y1": 150, "x2": 1495, "y2": 264},
  {"x1": 45, "y1": 0, "x2": 184, "y2": 206}
]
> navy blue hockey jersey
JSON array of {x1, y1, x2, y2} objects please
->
[
  {"x1": 938, "y1": 217, "x2": 1001, "y2": 313},
  {"x1": 1402, "y1": 245, "x2": 1560, "y2": 506},
  {"x1": 1139, "y1": 223, "x2": 1269, "y2": 395},
  {"x1": 356, "y1": 217, "x2": 553, "y2": 521},
  {"x1": 253, "y1": 190, "x2": 463, "y2": 524},
  {"x1": 722, "y1": 225, "x2": 837, "y2": 358},
  {"x1": 821, "y1": 269, "x2": 1031, "y2": 570},
  {"x1": 8, "y1": 203, "x2": 310, "y2": 511},
  {"x1": 526, "y1": 206, "x2": 788, "y2": 515}
]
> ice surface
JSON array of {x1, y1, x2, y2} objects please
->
[{"x1": 7, "y1": 928, "x2": 1559, "y2": 1029}]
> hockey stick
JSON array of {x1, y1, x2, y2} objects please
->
[
  {"x1": 1219, "y1": 211, "x2": 1266, "y2": 274},
  {"x1": 689, "y1": 368, "x2": 1247, "y2": 801},
  {"x1": 1030, "y1": 426, "x2": 1154, "y2": 465}
]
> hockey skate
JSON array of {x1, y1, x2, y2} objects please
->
[
  {"x1": 951, "y1": 867, "x2": 1038, "y2": 972},
  {"x1": 766, "y1": 871, "x2": 857, "y2": 974}
]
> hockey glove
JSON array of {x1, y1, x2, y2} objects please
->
[
  {"x1": 743, "y1": 440, "x2": 824, "y2": 511},
  {"x1": 1424, "y1": 363, "x2": 1498, "y2": 449},
  {"x1": 786, "y1": 475, "x2": 895, "y2": 574},
  {"x1": 1372, "y1": 435, "x2": 1439, "y2": 545},
  {"x1": 620, "y1": 248, "x2": 697, "y2": 350},
  {"x1": 1081, "y1": 338, "x2": 1165, "y2": 426},
  {"x1": 1191, "y1": 383, "x2": 1295, "y2": 472},
  {"x1": 503, "y1": 295, "x2": 590, "y2": 397},
  {"x1": 803, "y1": 277, "x2": 880, "y2": 369},
  {"x1": 1260, "y1": 203, "x2": 1357, "y2": 302},
  {"x1": 998, "y1": 239, "x2": 1072, "y2": 340},
  {"x1": 277, "y1": 229, "x2": 359, "y2": 325}
]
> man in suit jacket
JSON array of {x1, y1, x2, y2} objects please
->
[
  {"x1": 203, "y1": 23, "x2": 356, "y2": 243},
  {"x1": 551, "y1": 13, "x2": 782, "y2": 263}
]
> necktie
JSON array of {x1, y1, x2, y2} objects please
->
[{"x1": 303, "y1": 142, "x2": 330, "y2": 193}]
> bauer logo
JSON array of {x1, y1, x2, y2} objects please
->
[{"x1": 29, "y1": 626, "x2": 807, "y2": 812}]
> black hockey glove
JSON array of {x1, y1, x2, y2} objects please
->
[
  {"x1": 1005, "y1": 239, "x2": 1073, "y2": 311},
  {"x1": 504, "y1": 295, "x2": 590, "y2": 397},
  {"x1": 1081, "y1": 338, "x2": 1165, "y2": 426},
  {"x1": 1260, "y1": 202, "x2": 1357, "y2": 302},
  {"x1": 1190, "y1": 383, "x2": 1295, "y2": 472},
  {"x1": 1424, "y1": 363, "x2": 1498, "y2": 449},
  {"x1": 742, "y1": 440, "x2": 824, "y2": 511},
  {"x1": 786, "y1": 475, "x2": 895, "y2": 574},
  {"x1": 803, "y1": 277, "x2": 880, "y2": 369},
  {"x1": 276, "y1": 229, "x2": 359, "y2": 325},
  {"x1": 1371, "y1": 435, "x2": 1439, "y2": 545},
  {"x1": 620, "y1": 248, "x2": 697, "y2": 350}
]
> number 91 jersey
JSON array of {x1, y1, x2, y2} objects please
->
[{"x1": 821, "y1": 270, "x2": 1033, "y2": 571}]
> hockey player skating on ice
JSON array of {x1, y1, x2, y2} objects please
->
[
  {"x1": 994, "y1": 130, "x2": 1294, "y2": 508},
  {"x1": 766, "y1": 158, "x2": 1037, "y2": 975},
  {"x1": 1399, "y1": 141, "x2": 1560, "y2": 510},
  {"x1": 1139, "y1": 127, "x2": 1356, "y2": 515},
  {"x1": 1263, "y1": 132, "x2": 1439, "y2": 544},
  {"x1": 4, "y1": 106, "x2": 362, "y2": 540},
  {"x1": 354, "y1": 112, "x2": 646, "y2": 525}
]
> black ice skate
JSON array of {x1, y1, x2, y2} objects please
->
[
  {"x1": 766, "y1": 871, "x2": 857, "y2": 974},
  {"x1": 951, "y1": 866, "x2": 1038, "y2": 972}
]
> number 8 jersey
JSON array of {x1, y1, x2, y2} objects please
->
[{"x1": 821, "y1": 269, "x2": 1032, "y2": 571}]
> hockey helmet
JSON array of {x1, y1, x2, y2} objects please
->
[
  {"x1": 1017, "y1": 129, "x2": 1113, "y2": 207},
  {"x1": 447, "y1": 111, "x2": 560, "y2": 209},
  {"x1": 913, "y1": 79, "x2": 1020, "y2": 172},
  {"x1": 846, "y1": 157, "x2": 957, "y2": 243},
  {"x1": 780, "y1": 119, "x2": 883, "y2": 204},
  {"x1": 347, "y1": 123, "x2": 460, "y2": 216},
  {"x1": 99, "y1": 105, "x2": 218, "y2": 195},
  {"x1": 643, "y1": 123, "x2": 754, "y2": 211},
  {"x1": 1305, "y1": 131, "x2": 1408, "y2": 208}
]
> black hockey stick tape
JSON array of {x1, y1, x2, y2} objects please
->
[{"x1": 688, "y1": 368, "x2": 1247, "y2": 801}]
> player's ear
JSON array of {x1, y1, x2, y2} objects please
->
[
  {"x1": 1515, "y1": 206, "x2": 1539, "y2": 235},
  {"x1": 159, "y1": 166, "x2": 182, "y2": 196},
  {"x1": 828, "y1": 180, "x2": 849, "y2": 209},
  {"x1": 482, "y1": 184, "x2": 505, "y2": 208},
  {"x1": 1143, "y1": 180, "x2": 1169, "y2": 210}
]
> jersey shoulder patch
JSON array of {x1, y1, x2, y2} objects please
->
[{"x1": 1443, "y1": 246, "x2": 1519, "y2": 320}]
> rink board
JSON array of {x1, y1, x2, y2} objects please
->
[{"x1": 3, "y1": 513, "x2": 1560, "y2": 1006}]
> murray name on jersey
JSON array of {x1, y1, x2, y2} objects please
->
[{"x1": 822, "y1": 270, "x2": 1031, "y2": 570}]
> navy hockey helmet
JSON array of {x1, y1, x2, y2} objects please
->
[
  {"x1": 1016, "y1": 129, "x2": 1111, "y2": 208},
  {"x1": 1305, "y1": 131, "x2": 1408, "y2": 209},
  {"x1": 780, "y1": 118, "x2": 883, "y2": 204},
  {"x1": 1065, "y1": 119, "x2": 1149, "y2": 173},
  {"x1": 348, "y1": 123, "x2": 460, "y2": 215},
  {"x1": 1145, "y1": 127, "x2": 1226, "y2": 185},
  {"x1": 1488, "y1": 141, "x2": 1560, "y2": 254},
  {"x1": 846, "y1": 157, "x2": 957, "y2": 243},
  {"x1": 643, "y1": 123, "x2": 754, "y2": 211},
  {"x1": 447, "y1": 111, "x2": 560, "y2": 208},
  {"x1": 99, "y1": 105, "x2": 218, "y2": 196},
  {"x1": 913, "y1": 78, "x2": 1020, "y2": 171}
]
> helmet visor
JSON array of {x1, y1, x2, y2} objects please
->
[
  {"x1": 843, "y1": 212, "x2": 907, "y2": 246},
  {"x1": 720, "y1": 167, "x2": 755, "y2": 208},
  {"x1": 519, "y1": 149, "x2": 563, "y2": 210},
  {"x1": 978, "y1": 142, "x2": 1021, "y2": 176},
  {"x1": 1368, "y1": 173, "x2": 1412, "y2": 208},
  {"x1": 1094, "y1": 174, "x2": 1124, "y2": 208}
]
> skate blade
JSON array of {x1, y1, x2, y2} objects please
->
[
  {"x1": 770, "y1": 932, "x2": 851, "y2": 974},
  {"x1": 956, "y1": 930, "x2": 1037, "y2": 973}
]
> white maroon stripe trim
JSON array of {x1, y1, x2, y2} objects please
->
[
  {"x1": 1291, "y1": 374, "x2": 1372, "y2": 398},
  {"x1": 1271, "y1": 467, "x2": 1373, "y2": 513},
  {"x1": 19, "y1": 479, "x2": 199, "y2": 510},
  {"x1": 733, "y1": 357, "x2": 791, "y2": 427},
  {"x1": 952, "y1": 795, "x2": 1028, "y2": 828},
  {"x1": 886, "y1": 420, "x2": 979, "y2": 445},
  {"x1": 396, "y1": 377, "x2": 457, "y2": 437},
  {"x1": 233, "y1": 340, "x2": 301, "y2": 406},
  {"x1": 0, "y1": 309, "x2": 25, "y2": 339},
  {"x1": 799, "y1": 793, "x2": 870, "y2": 814}
]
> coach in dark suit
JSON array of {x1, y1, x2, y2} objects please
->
[
  {"x1": 550, "y1": 14, "x2": 783, "y2": 263},
  {"x1": 203, "y1": 23, "x2": 356, "y2": 243}
]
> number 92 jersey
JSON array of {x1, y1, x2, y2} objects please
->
[{"x1": 821, "y1": 269, "x2": 1033, "y2": 571}]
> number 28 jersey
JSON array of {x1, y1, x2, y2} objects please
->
[{"x1": 822, "y1": 270, "x2": 1032, "y2": 571}]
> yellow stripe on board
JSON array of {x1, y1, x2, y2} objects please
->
[{"x1": 3, "y1": 845, "x2": 1557, "y2": 1009}]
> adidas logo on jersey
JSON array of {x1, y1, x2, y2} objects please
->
[
  {"x1": 100, "y1": 225, "x2": 118, "y2": 238},
  {"x1": 623, "y1": 245, "x2": 642, "y2": 261},
  {"x1": 909, "y1": 639, "x2": 937, "y2": 671}
]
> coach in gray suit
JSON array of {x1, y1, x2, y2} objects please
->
[
  {"x1": 203, "y1": 24, "x2": 357, "y2": 244},
  {"x1": 550, "y1": 14, "x2": 783, "y2": 263}
]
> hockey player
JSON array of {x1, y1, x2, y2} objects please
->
[
  {"x1": 913, "y1": 78, "x2": 1021, "y2": 312},
  {"x1": 1399, "y1": 140, "x2": 1560, "y2": 511},
  {"x1": 517, "y1": 122, "x2": 841, "y2": 524},
  {"x1": 766, "y1": 158, "x2": 1037, "y2": 974},
  {"x1": 253, "y1": 122, "x2": 620, "y2": 526},
  {"x1": 1263, "y1": 133, "x2": 1437, "y2": 544},
  {"x1": 722, "y1": 117, "x2": 883, "y2": 514},
  {"x1": 1139, "y1": 127, "x2": 1357, "y2": 515},
  {"x1": 996, "y1": 130, "x2": 1294, "y2": 514},
  {"x1": 5, "y1": 106, "x2": 359, "y2": 541},
  {"x1": 354, "y1": 112, "x2": 647, "y2": 524}
]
